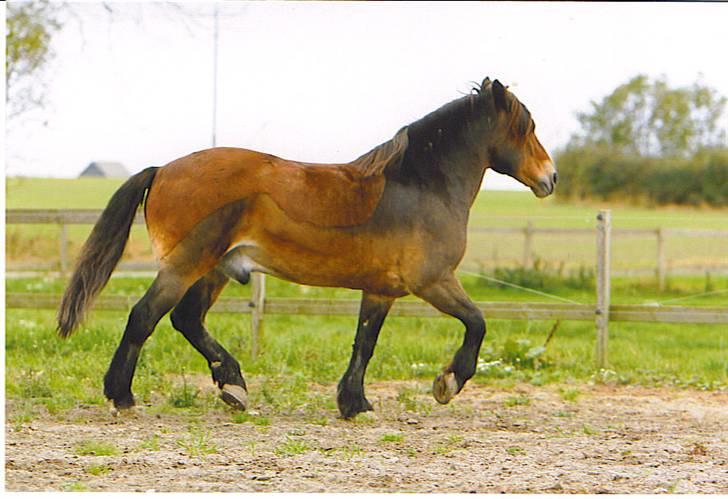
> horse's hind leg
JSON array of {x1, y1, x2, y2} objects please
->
[
  {"x1": 413, "y1": 273, "x2": 486, "y2": 405},
  {"x1": 337, "y1": 292, "x2": 394, "y2": 419},
  {"x1": 170, "y1": 268, "x2": 248, "y2": 410},
  {"x1": 104, "y1": 269, "x2": 189, "y2": 410}
]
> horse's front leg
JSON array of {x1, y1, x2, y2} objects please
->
[
  {"x1": 337, "y1": 292, "x2": 394, "y2": 419},
  {"x1": 414, "y1": 273, "x2": 486, "y2": 404}
]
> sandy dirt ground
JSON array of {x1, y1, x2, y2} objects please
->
[{"x1": 5, "y1": 380, "x2": 728, "y2": 493}]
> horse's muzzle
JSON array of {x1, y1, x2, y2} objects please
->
[{"x1": 533, "y1": 172, "x2": 556, "y2": 198}]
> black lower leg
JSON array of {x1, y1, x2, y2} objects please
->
[
  {"x1": 415, "y1": 274, "x2": 486, "y2": 404},
  {"x1": 337, "y1": 293, "x2": 393, "y2": 419},
  {"x1": 170, "y1": 271, "x2": 246, "y2": 394},
  {"x1": 448, "y1": 313, "x2": 486, "y2": 389},
  {"x1": 104, "y1": 274, "x2": 184, "y2": 409}
]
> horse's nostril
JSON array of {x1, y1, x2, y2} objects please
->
[{"x1": 552, "y1": 172, "x2": 558, "y2": 184}]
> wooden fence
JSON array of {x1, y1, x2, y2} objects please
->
[{"x1": 5, "y1": 209, "x2": 728, "y2": 368}]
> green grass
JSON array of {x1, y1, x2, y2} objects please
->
[
  {"x1": 74, "y1": 440, "x2": 120, "y2": 457},
  {"x1": 274, "y1": 437, "x2": 310, "y2": 457},
  {"x1": 503, "y1": 394, "x2": 531, "y2": 407},
  {"x1": 139, "y1": 434, "x2": 160, "y2": 452},
  {"x1": 177, "y1": 427, "x2": 217, "y2": 457},
  {"x1": 5, "y1": 272, "x2": 727, "y2": 420},
  {"x1": 85, "y1": 464, "x2": 112, "y2": 476},
  {"x1": 231, "y1": 413, "x2": 271, "y2": 426},
  {"x1": 558, "y1": 387, "x2": 581, "y2": 403},
  {"x1": 381, "y1": 433, "x2": 405, "y2": 443}
]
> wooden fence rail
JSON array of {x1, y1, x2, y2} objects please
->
[
  {"x1": 7, "y1": 293, "x2": 728, "y2": 324},
  {"x1": 6, "y1": 209, "x2": 728, "y2": 368}
]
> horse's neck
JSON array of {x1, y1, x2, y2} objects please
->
[{"x1": 402, "y1": 111, "x2": 490, "y2": 212}]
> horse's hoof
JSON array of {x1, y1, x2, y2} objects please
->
[
  {"x1": 336, "y1": 388, "x2": 374, "y2": 420},
  {"x1": 221, "y1": 384, "x2": 248, "y2": 411},
  {"x1": 107, "y1": 399, "x2": 138, "y2": 417},
  {"x1": 432, "y1": 372, "x2": 458, "y2": 404}
]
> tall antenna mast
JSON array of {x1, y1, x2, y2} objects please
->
[{"x1": 212, "y1": 3, "x2": 219, "y2": 147}]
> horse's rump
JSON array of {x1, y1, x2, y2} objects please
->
[{"x1": 146, "y1": 128, "x2": 408, "y2": 258}]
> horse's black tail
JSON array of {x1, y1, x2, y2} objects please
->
[{"x1": 57, "y1": 167, "x2": 159, "y2": 338}]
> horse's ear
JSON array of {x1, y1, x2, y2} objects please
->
[
  {"x1": 481, "y1": 76, "x2": 491, "y2": 88},
  {"x1": 492, "y1": 79, "x2": 508, "y2": 112}
]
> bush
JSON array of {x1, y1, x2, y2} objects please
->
[
  {"x1": 478, "y1": 259, "x2": 595, "y2": 293},
  {"x1": 554, "y1": 146, "x2": 728, "y2": 207}
]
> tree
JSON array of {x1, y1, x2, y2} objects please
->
[
  {"x1": 6, "y1": 0, "x2": 63, "y2": 121},
  {"x1": 570, "y1": 75, "x2": 727, "y2": 158}
]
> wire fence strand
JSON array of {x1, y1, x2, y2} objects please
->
[{"x1": 457, "y1": 269, "x2": 585, "y2": 305}]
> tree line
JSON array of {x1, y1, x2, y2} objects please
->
[{"x1": 555, "y1": 75, "x2": 728, "y2": 207}]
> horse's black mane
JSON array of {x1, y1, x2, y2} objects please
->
[
  {"x1": 390, "y1": 88, "x2": 492, "y2": 187},
  {"x1": 385, "y1": 83, "x2": 532, "y2": 188}
]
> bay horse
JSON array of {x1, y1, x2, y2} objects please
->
[{"x1": 57, "y1": 78, "x2": 556, "y2": 419}]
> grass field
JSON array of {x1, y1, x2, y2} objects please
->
[
  {"x1": 6, "y1": 272, "x2": 727, "y2": 420},
  {"x1": 5, "y1": 177, "x2": 728, "y2": 419}
]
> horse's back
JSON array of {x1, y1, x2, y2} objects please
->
[{"x1": 145, "y1": 147, "x2": 386, "y2": 259}]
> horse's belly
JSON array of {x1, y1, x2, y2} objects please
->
[{"x1": 225, "y1": 207, "x2": 411, "y2": 295}]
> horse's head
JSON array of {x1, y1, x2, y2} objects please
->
[{"x1": 480, "y1": 78, "x2": 557, "y2": 198}]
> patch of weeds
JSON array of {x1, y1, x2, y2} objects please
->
[
  {"x1": 339, "y1": 444, "x2": 364, "y2": 459},
  {"x1": 503, "y1": 394, "x2": 531, "y2": 407},
  {"x1": 558, "y1": 387, "x2": 581, "y2": 402},
  {"x1": 553, "y1": 410, "x2": 572, "y2": 418},
  {"x1": 232, "y1": 413, "x2": 271, "y2": 426},
  {"x1": 306, "y1": 415, "x2": 328, "y2": 426},
  {"x1": 582, "y1": 423, "x2": 599, "y2": 436},
  {"x1": 19, "y1": 369, "x2": 53, "y2": 399},
  {"x1": 481, "y1": 259, "x2": 595, "y2": 292},
  {"x1": 255, "y1": 374, "x2": 312, "y2": 414},
  {"x1": 75, "y1": 440, "x2": 120, "y2": 457},
  {"x1": 62, "y1": 481, "x2": 89, "y2": 492},
  {"x1": 591, "y1": 368, "x2": 619, "y2": 385},
  {"x1": 432, "y1": 434, "x2": 465, "y2": 455},
  {"x1": 381, "y1": 433, "x2": 405, "y2": 443},
  {"x1": 447, "y1": 434, "x2": 464, "y2": 445},
  {"x1": 397, "y1": 386, "x2": 431, "y2": 415},
  {"x1": 139, "y1": 434, "x2": 160, "y2": 452},
  {"x1": 85, "y1": 463, "x2": 112, "y2": 476},
  {"x1": 177, "y1": 428, "x2": 217, "y2": 457},
  {"x1": 42, "y1": 395, "x2": 76, "y2": 415},
  {"x1": 274, "y1": 437, "x2": 310, "y2": 457},
  {"x1": 11, "y1": 412, "x2": 34, "y2": 431},
  {"x1": 500, "y1": 338, "x2": 548, "y2": 369},
  {"x1": 167, "y1": 377, "x2": 199, "y2": 408},
  {"x1": 506, "y1": 446, "x2": 526, "y2": 456},
  {"x1": 351, "y1": 412, "x2": 378, "y2": 425}
]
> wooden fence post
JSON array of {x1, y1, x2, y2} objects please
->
[
  {"x1": 250, "y1": 272, "x2": 266, "y2": 358},
  {"x1": 59, "y1": 223, "x2": 69, "y2": 278},
  {"x1": 523, "y1": 221, "x2": 534, "y2": 268},
  {"x1": 595, "y1": 210, "x2": 611, "y2": 369},
  {"x1": 656, "y1": 228, "x2": 666, "y2": 291}
]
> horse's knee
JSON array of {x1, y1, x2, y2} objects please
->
[{"x1": 170, "y1": 305, "x2": 198, "y2": 333}]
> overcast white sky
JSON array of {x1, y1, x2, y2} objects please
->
[{"x1": 6, "y1": 1, "x2": 728, "y2": 190}]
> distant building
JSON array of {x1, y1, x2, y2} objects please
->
[{"x1": 79, "y1": 161, "x2": 129, "y2": 178}]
